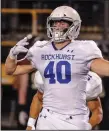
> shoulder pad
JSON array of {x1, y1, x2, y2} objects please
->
[
  {"x1": 34, "y1": 71, "x2": 44, "y2": 93},
  {"x1": 86, "y1": 72, "x2": 102, "y2": 100}
]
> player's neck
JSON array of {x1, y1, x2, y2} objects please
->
[{"x1": 54, "y1": 40, "x2": 71, "y2": 50}]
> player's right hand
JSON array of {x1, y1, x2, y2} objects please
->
[
  {"x1": 9, "y1": 35, "x2": 32, "y2": 60},
  {"x1": 26, "y1": 126, "x2": 35, "y2": 130}
]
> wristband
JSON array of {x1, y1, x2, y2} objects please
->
[{"x1": 27, "y1": 117, "x2": 36, "y2": 127}]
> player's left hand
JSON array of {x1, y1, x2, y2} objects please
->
[
  {"x1": 26, "y1": 125, "x2": 35, "y2": 130},
  {"x1": 26, "y1": 126, "x2": 32, "y2": 130}
]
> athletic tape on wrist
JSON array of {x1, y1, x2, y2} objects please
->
[{"x1": 27, "y1": 117, "x2": 36, "y2": 127}]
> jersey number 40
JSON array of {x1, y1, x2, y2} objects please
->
[{"x1": 44, "y1": 61, "x2": 71, "y2": 84}]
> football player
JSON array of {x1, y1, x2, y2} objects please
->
[{"x1": 5, "y1": 5, "x2": 109, "y2": 129}]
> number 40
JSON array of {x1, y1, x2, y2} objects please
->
[{"x1": 44, "y1": 61, "x2": 71, "y2": 84}]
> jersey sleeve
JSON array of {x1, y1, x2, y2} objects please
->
[
  {"x1": 85, "y1": 41, "x2": 103, "y2": 69},
  {"x1": 27, "y1": 42, "x2": 39, "y2": 68},
  {"x1": 34, "y1": 71, "x2": 44, "y2": 93},
  {"x1": 27, "y1": 40, "x2": 49, "y2": 68},
  {"x1": 86, "y1": 71, "x2": 102, "y2": 100}
]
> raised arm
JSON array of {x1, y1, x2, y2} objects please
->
[
  {"x1": 5, "y1": 35, "x2": 36, "y2": 75},
  {"x1": 91, "y1": 58, "x2": 109, "y2": 76},
  {"x1": 5, "y1": 56, "x2": 35, "y2": 75}
]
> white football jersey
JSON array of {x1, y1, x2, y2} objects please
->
[{"x1": 29, "y1": 40, "x2": 102, "y2": 115}]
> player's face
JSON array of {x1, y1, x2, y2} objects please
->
[{"x1": 52, "y1": 20, "x2": 70, "y2": 32}]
